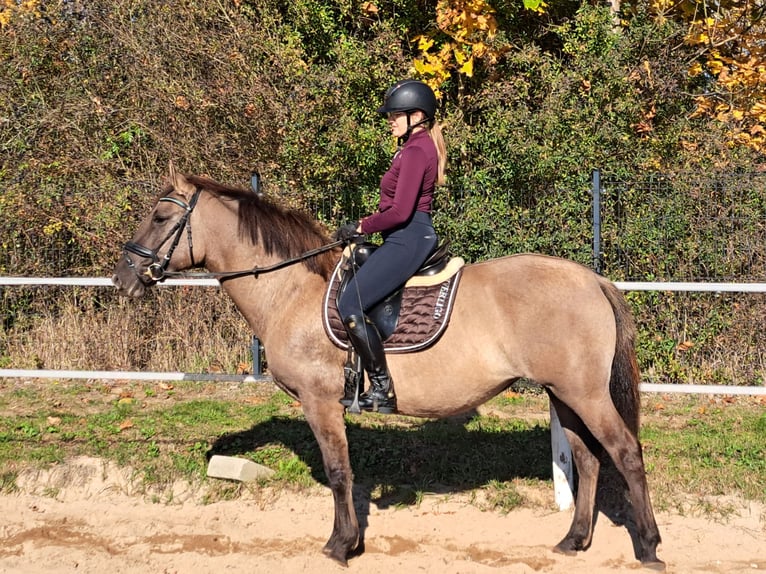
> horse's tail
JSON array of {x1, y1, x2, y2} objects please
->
[{"x1": 599, "y1": 278, "x2": 641, "y2": 436}]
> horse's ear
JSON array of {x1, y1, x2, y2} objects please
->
[{"x1": 167, "y1": 160, "x2": 195, "y2": 200}]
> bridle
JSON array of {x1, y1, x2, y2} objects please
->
[
  {"x1": 121, "y1": 185, "x2": 345, "y2": 283},
  {"x1": 122, "y1": 187, "x2": 202, "y2": 282}
]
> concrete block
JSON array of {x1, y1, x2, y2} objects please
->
[{"x1": 206, "y1": 455, "x2": 275, "y2": 482}]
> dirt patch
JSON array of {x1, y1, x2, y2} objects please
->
[{"x1": 0, "y1": 456, "x2": 764, "y2": 573}]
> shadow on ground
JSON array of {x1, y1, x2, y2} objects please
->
[{"x1": 207, "y1": 410, "x2": 639, "y2": 559}]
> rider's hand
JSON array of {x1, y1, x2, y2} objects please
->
[{"x1": 334, "y1": 222, "x2": 363, "y2": 242}]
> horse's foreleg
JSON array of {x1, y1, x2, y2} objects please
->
[
  {"x1": 302, "y1": 396, "x2": 360, "y2": 565},
  {"x1": 548, "y1": 394, "x2": 601, "y2": 555}
]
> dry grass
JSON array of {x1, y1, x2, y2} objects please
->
[
  {"x1": 2, "y1": 286, "x2": 765, "y2": 387},
  {"x1": 2, "y1": 287, "x2": 251, "y2": 373}
]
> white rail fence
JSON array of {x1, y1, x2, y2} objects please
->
[{"x1": 2, "y1": 276, "x2": 765, "y2": 510}]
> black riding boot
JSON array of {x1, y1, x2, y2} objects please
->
[{"x1": 343, "y1": 315, "x2": 397, "y2": 414}]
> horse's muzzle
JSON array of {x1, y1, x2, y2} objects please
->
[{"x1": 112, "y1": 271, "x2": 147, "y2": 298}]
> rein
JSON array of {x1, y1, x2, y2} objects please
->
[
  {"x1": 122, "y1": 185, "x2": 344, "y2": 283},
  {"x1": 162, "y1": 239, "x2": 344, "y2": 282}
]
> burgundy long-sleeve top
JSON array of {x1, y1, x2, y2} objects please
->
[{"x1": 360, "y1": 129, "x2": 437, "y2": 235}]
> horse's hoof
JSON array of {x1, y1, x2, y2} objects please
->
[
  {"x1": 641, "y1": 558, "x2": 666, "y2": 571},
  {"x1": 322, "y1": 545, "x2": 348, "y2": 567},
  {"x1": 552, "y1": 541, "x2": 578, "y2": 557}
]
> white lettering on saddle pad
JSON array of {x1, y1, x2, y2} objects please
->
[{"x1": 433, "y1": 282, "x2": 451, "y2": 320}]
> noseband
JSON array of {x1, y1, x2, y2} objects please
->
[{"x1": 122, "y1": 187, "x2": 201, "y2": 282}]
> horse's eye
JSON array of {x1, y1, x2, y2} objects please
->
[{"x1": 152, "y1": 214, "x2": 169, "y2": 224}]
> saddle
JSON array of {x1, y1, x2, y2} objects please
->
[{"x1": 322, "y1": 241, "x2": 464, "y2": 353}]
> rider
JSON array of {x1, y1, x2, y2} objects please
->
[{"x1": 335, "y1": 79, "x2": 448, "y2": 414}]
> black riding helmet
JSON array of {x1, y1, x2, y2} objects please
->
[{"x1": 377, "y1": 79, "x2": 437, "y2": 121}]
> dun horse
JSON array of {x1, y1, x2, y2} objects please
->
[{"x1": 112, "y1": 164, "x2": 663, "y2": 570}]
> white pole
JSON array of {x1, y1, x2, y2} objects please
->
[
  {"x1": 0, "y1": 277, "x2": 220, "y2": 287},
  {"x1": 0, "y1": 369, "x2": 268, "y2": 383},
  {"x1": 549, "y1": 402, "x2": 575, "y2": 511},
  {"x1": 614, "y1": 281, "x2": 766, "y2": 292},
  {"x1": 640, "y1": 383, "x2": 766, "y2": 395},
  {"x1": 3, "y1": 277, "x2": 766, "y2": 292}
]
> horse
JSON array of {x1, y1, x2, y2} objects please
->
[{"x1": 112, "y1": 163, "x2": 664, "y2": 570}]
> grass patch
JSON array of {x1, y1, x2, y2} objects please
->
[
  {"x1": 0, "y1": 379, "x2": 764, "y2": 516},
  {"x1": 640, "y1": 394, "x2": 766, "y2": 509}
]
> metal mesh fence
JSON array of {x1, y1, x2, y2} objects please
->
[
  {"x1": 2, "y1": 171, "x2": 764, "y2": 282},
  {"x1": 600, "y1": 172, "x2": 766, "y2": 282},
  {"x1": 294, "y1": 183, "x2": 595, "y2": 266},
  {"x1": 3, "y1": 172, "x2": 765, "y2": 384},
  {"x1": 302, "y1": 172, "x2": 766, "y2": 282}
]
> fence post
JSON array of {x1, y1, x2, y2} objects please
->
[
  {"x1": 592, "y1": 169, "x2": 603, "y2": 274},
  {"x1": 251, "y1": 336, "x2": 263, "y2": 376},
  {"x1": 550, "y1": 402, "x2": 575, "y2": 510},
  {"x1": 548, "y1": 168, "x2": 606, "y2": 511}
]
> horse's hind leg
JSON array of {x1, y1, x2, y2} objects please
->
[
  {"x1": 548, "y1": 393, "x2": 603, "y2": 555},
  {"x1": 301, "y1": 396, "x2": 360, "y2": 565},
  {"x1": 570, "y1": 397, "x2": 664, "y2": 570},
  {"x1": 599, "y1": 417, "x2": 663, "y2": 568}
]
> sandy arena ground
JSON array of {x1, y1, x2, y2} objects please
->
[{"x1": 0, "y1": 456, "x2": 764, "y2": 574}]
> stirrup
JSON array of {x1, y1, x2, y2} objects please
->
[
  {"x1": 359, "y1": 394, "x2": 397, "y2": 414},
  {"x1": 357, "y1": 381, "x2": 397, "y2": 414},
  {"x1": 340, "y1": 352, "x2": 363, "y2": 414}
]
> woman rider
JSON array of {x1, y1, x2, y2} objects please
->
[{"x1": 335, "y1": 79, "x2": 447, "y2": 414}]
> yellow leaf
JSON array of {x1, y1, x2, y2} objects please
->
[
  {"x1": 643, "y1": 59, "x2": 652, "y2": 81},
  {"x1": 750, "y1": 101, "x2": 766, "y2": 118},
  {"x1": 460, "y1": 57, "x2": 474, "y2": 77},
  {"x1": 412, "y1": 59, "x2": 428, "y2": 75},
  {"x1": 707, "y1": 58, "x2": 723, "y2": 75},
  {"x1": 417, "y1": 35, "x2": 434, "y2": 52},
  {"x1": 688, "y1": 62, "x2": 703, "y2": 77},
  {"x1": 476, "y1": 43, "x2": 491, "y2": 58}
]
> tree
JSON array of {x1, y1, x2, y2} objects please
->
[
  {"x1": 412, "y1": 0, "x2": 510, "y2": 95},
  {"x1": 650, "y1": 0, "x2": 766, "y2": 153}
]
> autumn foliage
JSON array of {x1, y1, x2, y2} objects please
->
[
  {"x1": 413, "y1": 0, "x2": 505, "y2": 93},
  {"x1": 675, "y1": 0, "x2": 766, "y2": 152},
  {"x1": 1, "y1": 1, "x2": 764, "y2": 382}
]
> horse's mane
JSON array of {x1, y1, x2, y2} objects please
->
[{"x1": 170, "y1": 174, "x2": 338, "y2": 279}]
